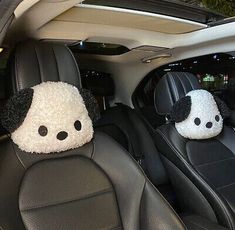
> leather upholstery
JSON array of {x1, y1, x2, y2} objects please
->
[
  {"x1": 154, "y1": 125, "x2": 235, "y2": 228},
  {"x1": 0, "y1": 132, "x2": 185, "y2": 230},
  {"x1": 0, "y1": 41, "x2": 186, "y2": 229},
  {"x1": 8, "y1": 40, "x2": 81, "y2": 95},
  {"x1": 96, "y1": 104, "x2": 168, "y2": 187},
  {"x1": 19, "y1": 156, "x2": 121, "y2": 230},
  {"x1": 154, "y1": 72, "x2": 201, "y2": 115},
  {"x1": 154, "y1": 72, "x2": 235, "y2": 229},
  {"x1": 182, "y1": 215, "x2": 228, "y2": 230}
]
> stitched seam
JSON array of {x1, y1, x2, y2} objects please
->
[
  {"x1": 196, "y1": 157, "x2": 235, "y2": 167},
  {"x1": 34, "y1": 46, "x2": 43, "y2": 82},
  {"x1": 168, "y1": 73, "x2": 180, "y2": 101},
  {"x1": 139, "y1": 180, "x2": 146, "y2": 228},
  {"x1": 52, "y1": 46, "x2": 60, "y2": 81},
  {"x1": 217, "y1": 182, "x2": 235, "y2": 190},
  {"x1": 12, "y1": 142, "x2": 26, "y2": 169},
  {"x1": 184, "y1": 72, "x2": 194, "y2": 89},
  {"x1": 91, "y1": 138, "x2": 95, "y2": 159},
  {"x1": 156, "y1": 128, "x2": 234, "y2": 229},
  {"x1": 21, "y1": 187, "x2": 113, "y2": 212},
  {"x1": 110, "y1": 227, "x2": 122, "y2": 230},
  {"x1": 184, "y1": 219, "x2": 208, "y2": 230},
  {"x1": 176, "y1": 72, "x2": 187, "y2": 95},
  {"x1": 67, "y1": 45, "x2": 81, "y2": 88},
  {"x1": 15, "y1": 47, "x2": 20, "y2": 91},
  {"x1": 166, "y1": 74, "x2": 174, "y2": 104}
]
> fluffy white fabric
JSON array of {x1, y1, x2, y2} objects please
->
[
  {"x1": 11, "y1": 82, "x2": 93, "y2": 153},
  {"x1": 175, "y1": 90, "x2": 223, "y2": 139}
]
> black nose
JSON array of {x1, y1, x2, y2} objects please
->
[
  {"x1": 57, "y1": 131, "x2": 68, "y2": 140},
  {"x1": 206, "y1": 122, "x2": 213, "y2": 129}
]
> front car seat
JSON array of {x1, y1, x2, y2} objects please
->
[
  {"x1": 0, "y1": 41, "x2": 185, "y2": 229},
  {"x1": 154, "y1": 72, "x2": 235, "y2": 229}
]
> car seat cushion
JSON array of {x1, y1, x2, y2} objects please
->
[
  {"x1": 170, "y1": 89, "x2": 230, "y2": 140},
  {"x1": 0, "y1": 81, "x2": 94, "y2": 154}
]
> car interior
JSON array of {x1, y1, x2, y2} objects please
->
[{"x1": 1, "y1": 0, "x2": 235, "y2": 229}]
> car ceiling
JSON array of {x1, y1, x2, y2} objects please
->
[{"x1": 2, "y1": 0, "x2": 235, "y2": 107}]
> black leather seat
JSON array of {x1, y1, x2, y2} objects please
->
[
  {"x1": 8, "y1": 40, "x2": 82, "y2": 94},
  {"x1": 83, "y1": 73, "x2": 177, "y2": 209},
  {"x1": 154, "y1": 72, "x2": 235, "y2": 229},
  {"x1": 0, "y1": 41, "x2": 185, "y2": 229}
]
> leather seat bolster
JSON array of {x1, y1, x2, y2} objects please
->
[
  {"x1": 154, "y1": 125, "x2": 235, "y2": 229},
  {"x1": 92, "y1": 132, "x2": 185, "y2": 230}
]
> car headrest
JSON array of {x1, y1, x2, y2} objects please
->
[
  {"x1": 154, "y1": 72, "x2": 201, "y2": 115},
  {"x1": 1, "y1": 82, "x2": 94, "y2": 154},
  {"x1": 8, "y1": 40, "x2": 81, "y2": 95},
  {"x1": 170, "y1": 89, "x2": 230, "y2": 139},
  {"x1": 82, "y1": 75, "x2": 115, "y2": 97}
]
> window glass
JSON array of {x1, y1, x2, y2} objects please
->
[{"x1": 134, "y1": 52, "x2": 235, "y2": 111}]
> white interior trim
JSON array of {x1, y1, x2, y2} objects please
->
[{"x1": 76, "y1": 3, "x2": 206, "y2": 28}]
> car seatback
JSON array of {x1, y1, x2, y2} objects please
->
[
  {"x1": 82, "y1": 73, "x2": 169, "y2": 187},
  {"x1": 0, "y1": 40, "x2": 185, "y2": 230},
  {"x1": 154, "y1": 72, "x2": 235, "y2": 229}
]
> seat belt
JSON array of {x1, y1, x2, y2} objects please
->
[{"x1": 116, "y1": 103, "x2": 146, "y2": 169}]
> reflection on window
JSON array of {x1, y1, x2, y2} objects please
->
[{"x1": 137, "y1": 52, "x2": 235, "y2": 110}]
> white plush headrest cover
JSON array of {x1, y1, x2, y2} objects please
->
[
  {"x1": 173, "y1": 90, "x2": 223, "y2": 140},
  {"x1": 9, "y1": 82, "x2": 93, "y2": 153}
]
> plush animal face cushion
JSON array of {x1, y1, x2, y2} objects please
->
[
  {"x1": 1, "y1": 82, "x2": 94, "y2": 154},
  {"x1": 170, "y1": 89, "x2": 230, "y2": 140}
]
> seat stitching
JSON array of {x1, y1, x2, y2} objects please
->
[
  {"x1": 156, "y1": 128, "x2": 234, "y2": 229},
  {"x1": 52, "y1": 45, "x2": 60, "y2": 81},
  {"x1": 67, "y1": 45, "x2": 81, "y2": 87},
  {"x1": 196, "y1": 157, "x2": 235, "y2": 168},
  {"x1": 139, "y1": 180, "x2": 146, "y2": 228},
  {"x1": 184, "y1": 72, "x2": 194, "y2": 89},
  {"x1": 34, "y1": 46, "x2": 43, "y2": 82},
  {"x1": 176, "y1": 72, "x2": 187, "y2": 95},
  {"x1": 110, "y1": 227, "x2": 122, "y2": 230},
  {"x1": 165, "y1": 74, "x2": 174, "y2": 105},
  {"x1": 217, "y1": 182, "x2": 235, "y2": 190},
  {"x1": 11, "y1": 141, "x2": 26, "y2": 169},
  {"x1": 168, "y1": 73, "x2": 180, "y2": 101},
  {"x1": 15, "y1": 46, "x2": 20, "y2": 91},
  {"x1": 21, "y1": 187, "x2": 113, "y2": 212},
  {"x1": 184, "y1": 219, "x2": 209, "y2": 230}
]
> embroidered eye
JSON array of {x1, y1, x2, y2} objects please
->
[
  {"x1": 38, "y1": 125, "x2": 48, "y2": 136},
  {"x1": 194, "y1": 117, "x2": 201, "y2": 126},
  {"x1": 74, "y1": 120, "x2": 82, "y2": 131},
  {"x1": 215, "y1": 115, "x2": 220, "y2": 122}
]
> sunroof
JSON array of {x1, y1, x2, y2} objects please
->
[
  {"x1": 82, "y1": 0, "x2": 228, "y2": 24},
  {"x1": 69, "y1": 42, "x2": 130, "y2": 55}
]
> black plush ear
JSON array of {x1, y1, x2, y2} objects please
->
[
  {"x1": 170, "y1": 96, "x2": 191, "y2": 123},
  {"x1": 213, "y1": 95, "x2": 231, "y2": 119},
  {"x1": 0, "y1": 88, "x2": 34, "y2": 133},
  {"x1": 80, "y1": 88, "x2": 101, "y2": 123}
]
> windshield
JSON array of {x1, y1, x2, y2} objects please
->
[{"x1": 82, "y1": 0, "x2": 233, "y2": 24}]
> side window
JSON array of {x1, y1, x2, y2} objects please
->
[{"x1": 133, "y1": 52, "x2": 235, "y2": 127}]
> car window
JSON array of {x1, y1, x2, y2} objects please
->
[{"x1": 133, "y1": 52, "x2": 235, "y2": 127}]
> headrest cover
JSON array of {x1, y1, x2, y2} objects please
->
[
  {"x1": 154, "y1": 72, "x2": 201, "y2": 115},
  {"x1": 1, "y1": 82, "x2": 94, "y2": 153},
  {"x1": 170, "y1": 89, "x2": 230, "y2": 140},
  {"x1": 9, "y1": 40, "x2": 81, "y2": 95}
]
